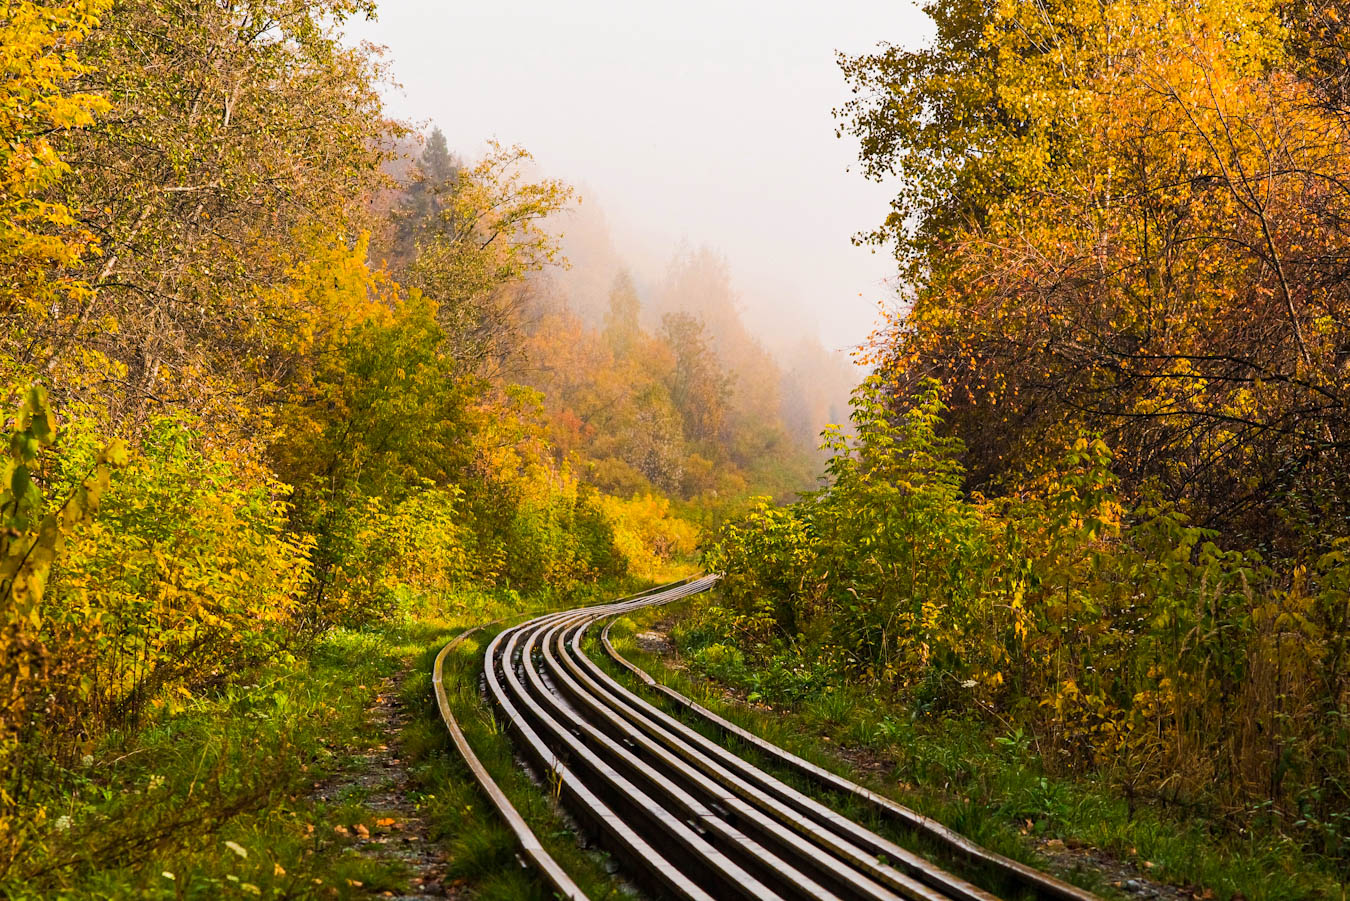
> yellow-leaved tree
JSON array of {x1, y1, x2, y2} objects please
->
[
  {"x1": 0, "y1": 0, "x2": 108, "y2": 327},
  {"x1": 0, "y1": 0, "x2": 112, "y2": 828}
]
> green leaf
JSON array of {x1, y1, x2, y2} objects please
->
[{"x1": 10, "y1": 465, "x2": 31, "y2": 503}]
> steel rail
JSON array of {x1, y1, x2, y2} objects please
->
[
  {"x1": 483, "y1": 581, "x2": 956, "y2": 899},
  {"x1": 483, "y1": 584, "x2": 724, "y2": 900},
  {"x1": 553, "y1": 603, "x2": 992, "y2": 901},
  {"x1": 432, "y1": 582, "x2": 689, "y2": 900},
  {"x1": 541, "y1": 614, "x2": 868, "y2": 898},
  {"x1": 499, "y1": 608, "x2": 784, "y2": 900},
  {"x1": 544, "y1": 609, "x2": 952, "y2": 901},
  {"x1": 432, "y1": 620, "x2": 587, "y2": 900},
  {"x1": 596, "y1": 592, "x2": 1103, "y2": 901},
  {"x1": 469, "y1": 577, "x2": 1103, "y2": 901}
]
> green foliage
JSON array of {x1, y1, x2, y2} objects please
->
[
  {"x1": 1, "y1": 386, "x2": 124, "y2": 618},
  {"x1": 268, "y1": 236, "x2": 633, "y2": 628},
  {"x1": 0, "y1": 385, "x2": 124, "y2": 837},
  {"x1": 813, "y1": 377, "x2": 987, "y2": 682},
  {"x1": 706, "y1": 377, "x2": 990, "y2": 678},
  {"x1": 640, "y1": 605, "x2": 1344, "y2": 901},
  {"x1": 702, "y1": 378, "x2": 1350, "y2": 863},
  {"x1": 32, "y1": 410, "x2": 307, "y2": 745},
  {"x1": 461, "y1": 468, "x2": 626, "y2": 592},
  {"x1": 272, "y1": 284, "x2": 473, "y2": 629},
  {"x1": 0, "y1": 394, "x2": 316, "y2": 868}
]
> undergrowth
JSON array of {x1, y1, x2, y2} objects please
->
[{"x1": 6, "y1": 626, "x2": 411, "y2": 899}]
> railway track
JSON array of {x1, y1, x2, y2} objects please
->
[{"x1": 438, "y1": 577, "x2": 1103, "y2": 901}]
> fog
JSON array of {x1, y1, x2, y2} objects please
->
[{"x1": 347, "y1": 0, "x2": 932, "y2": 359}]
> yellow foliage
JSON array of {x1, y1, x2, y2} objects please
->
[
  {"x1": 598, "y1": 493, "x2": 699, "y2": 580},
  {"x1": 0, "y1": 0, "x2": 110, "y2": 317}
]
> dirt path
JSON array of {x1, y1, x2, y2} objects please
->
[{"x1": 314, "y1": 673, "x2": 452, "y2": 899}]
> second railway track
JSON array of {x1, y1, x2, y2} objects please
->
[{"x1": 454, "y1": 577, "x2": 1102, "y2": 901}]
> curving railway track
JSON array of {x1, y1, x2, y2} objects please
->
[{"x1": 435, "y1": 577, "x2": 1103, "y2": 901}]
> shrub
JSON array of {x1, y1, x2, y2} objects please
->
[
  {"x1": 701, "y1": 376, "x2": 1350, "y2": 856},
  {"x1": 598, "y1": 493, "x2": 698, "y2": 579},
  {"x1": 1, "y1": 395, "x2": 310, "y2": 870}
]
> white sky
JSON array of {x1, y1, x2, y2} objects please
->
[{"x1": 347, "y1": 1, "x2": 932, "y2": 354}]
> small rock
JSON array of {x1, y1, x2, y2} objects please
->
[{"x1": 1123, "y1": 879, "x2": 1159, "y2": 897}]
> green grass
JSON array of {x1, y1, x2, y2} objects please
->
[
  {"x1": 6, "y1": 626, "x2": 420, "y2": 899},
  {"x1": 598, "y1": 597, "x2": 1350, "y2": 901}
]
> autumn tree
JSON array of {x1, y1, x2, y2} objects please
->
[
  {"x1": 404, "y1": 141, "x2": 573, "y2": 377},
  {"x1": 654, "y1": 248, "x2": 814, "y2": 492},
  {"x1": 840, "y1": 0, "x2": 1350, "y2": 542},
  {"x1": 390, "y1": 126, "x2": 460, "y2": 266},
  {"x1": 661, "y1": 312, "x2": 732, "y2": 445},
  {"x1": 1285, "y1": 0, "x2": 1350, "y2": 112},
  {"x1": 20, "y1": 0, "x2": 394, "y2": 426},
  {"x1": 604, "y1": 269, "x2": 642, "y2": 357},
  {"x1": 0, "y1": 0, "x2": 108, "y2": 342}
]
